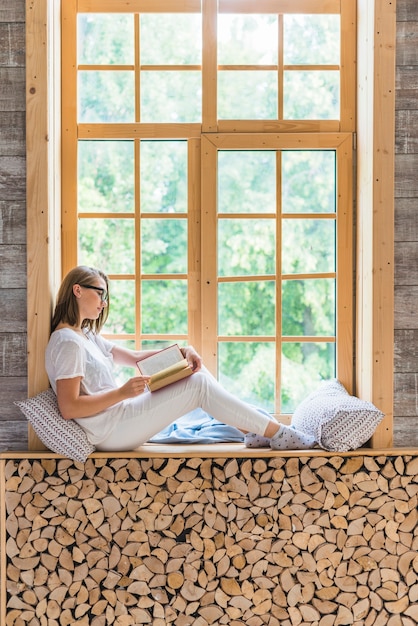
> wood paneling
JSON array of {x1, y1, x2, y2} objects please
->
[
  {"x1": 0, "y1": 201, "x2": 25, "y2": 243},
  {"x1": 0, "y1": 289, "x2": 26, "y2": 332},
  {"x1": 0, "y1": 333, "x2": 27, "y2": 376},
  {"x1": 0, "y1": 112, "x2": 25, "y2": 156},
  {"x1": 395, "y1": 1, "x2": 418, "y2": 446},
  {"x1": 395, "y1": 286, "x2": 418, "y2": 329},
  {"x1": 395, "y1": 198, "x2": 418, "y2": 242}
]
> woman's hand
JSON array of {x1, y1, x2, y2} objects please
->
[
  {"x1": 182, "y1": 346, "x2": 203, "y2": 373},
  {"x1": 120, "y1": 376, "x2": 151, "y2": 399}
]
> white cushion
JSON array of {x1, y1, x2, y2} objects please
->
[
  {"x1": 15, "y1": 388, "x2": 95, "y2": 463},
  {"x1": 291, "y1": 379, "x2": 384, "y2": 452}
]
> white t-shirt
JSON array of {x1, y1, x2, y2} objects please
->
[{"x1": 45, "y1": 328, "x2": 124, "y2": 444}]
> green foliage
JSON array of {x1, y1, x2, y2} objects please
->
[{"x1": 77, "y1": 11, "x2": 342, "y2": 411}]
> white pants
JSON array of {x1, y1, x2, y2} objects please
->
[{"x1": 97, "y1": 368, "x2": 272, "y2": 451}]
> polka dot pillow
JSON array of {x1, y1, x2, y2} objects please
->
[
  {"x1": 291, "y1": 379, "x2": 384, "y2": 452},
  {"x1": 15, "y1": 388, "x2": 95, "y2": 463}
]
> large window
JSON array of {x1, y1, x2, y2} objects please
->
[{"x1": 61, "y1": 0, "x2": 356, "y2": 417}]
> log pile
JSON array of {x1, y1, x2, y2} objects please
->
[{"x1": 3, "y1": 454, "x2": 418, "y2": 625}]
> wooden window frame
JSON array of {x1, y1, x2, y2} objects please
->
[{"x1": 26, "y1": 0, "x2": 395, "y2": 449}]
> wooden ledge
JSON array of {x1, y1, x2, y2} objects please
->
[{"x1": 1, "y1": 444, "x2": 418, "y2": 460}]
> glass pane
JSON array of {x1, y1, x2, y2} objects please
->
[
  {"x1": 78, "y1": 14, "x2": 134, "y2": 65},
  {"x1": 284, "y1": 15, "x2": 340, "y2": 65},
  {"x1": 140, "y1": 141, "x2": 187, "y2": 213},
  {"x1": 218, "y1": 219, "x2": 275, "y2": 277},
  {"x1": 218, "y1": 151, "x2": 276, "y2": 214},
  {"x1": 218, "y1": 71, "x2": 277, "y2": 119},
  {"x1": 284, "y1": 71, "x2": 339, "y2": 120},
  {"x1": 104, "y1": 339, "x2": 136, "y2": 386},
  {"x1": 282, "y1": 279, "x2": 335, "y2": 337},
  {"x1": 78, "y1": 71, "x2": 134, "y2": 123},
  {"x1": 141, "y1": 218, "x2": 188, "y2": 274},
  {"x1": 141, "y1": 72, "x2": 201, "y2": 122},
  {"x1": 78, "y1": 218, "x2": 135, "y2": 274},
  {"x1": 282, "y1": 151, "x2": 336, "y2": 214},
  {"x1": 103, "y1": 280, "x2": 135, "y2": 335},
  {"x1": 218, "y1": 342, "x2": 275, "y2": 413},
  {"x1": 78, "y1": 141, "x2": 134, "y2": 213},
  {"x1": 141, "y1": 280, "x2": 188, "y2": 334},
  {"x1": 282, "y1": 219, "x2": 335, "y2": 274},
  {"x1": 140, "y1": 14, "x2": 201, "y2": 64},
  {"x1": 281, "y1": 342, "x2": 336, "y2": 413},
  {"x1": 218, "y1": 281, "x2": 275, "y2": 336},
  {"x1": 218, "y1": 15, "x2": 277, "y2": 65}
]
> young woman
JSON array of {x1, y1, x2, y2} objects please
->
[{"x1": 45, "y1": 266, "x2": 316, "y2": 451}]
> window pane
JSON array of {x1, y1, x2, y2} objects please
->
[
  {"x1": 140, "y1": 141, "x2": 187, "y2": 213},
  {"x1": 218, "y1": 281, "x2": 275, "y2": 336},
  {"x1": 78, "y1": 218, "x2": 135, "y2": 274},
  {"x1": 141, "y1": 219, "x2": 188, "y2": 274},
  {"x1": 218, "y1": 71, "x2": 277, "y2": 119},
  {"x1": 284, "y1": 15, "x2": 340, "y2": 65},
  {"x1": 141, "y1": 72, "x2": 201, "y2": 122},
  {"x1": 78, "y1": 14, "x2": 134, "y2": 65},
  {"x1": 218, "y1": 15, "x2": 277, "y2": 64},
  {"x1": 282, "y1": 342, "x2": 336, "y2": 413},
  {"x1": 78, "y1": 71, "x2": 134, "y2": 122},
  {"x1": 284, "y1": 71, "x2": 339, "y2": 120},
  {"x1": 140, "y1": 14, "x2": 201, "y2": 64},
  {"x1": 282, "y1": 151, "x2": 336, "y2": 214},
  {"x1": 141, "y1": 280, "x2": 188, "y2": 334},
  {"x1": 218, "y1": 151, "x2": 276, "y2": 214},
  {"x1": 104, "y1": 339, "x2": 136, "y2": 386},
  {"x1": 282, "y1": 279, "x2": 335, "y2": 337},
  {"x1": 218, "y1": 219, "x2": 275, "y2": 277},
  {"x1": 282, "y1": 219, "x2": 335, "y2": 274},
  {"x1": 104, "y1": 280, "x2": 135, "y2": 335},
  {"x1": 78, "y1": 141, "x2": 134, "y2": 213},
  {"x1": 219, "y1": 342, "x2": 275, "y2": 413}
]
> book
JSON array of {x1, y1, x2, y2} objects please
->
[{"x1": 136, "y1": 344, "x2": 194, "y2": 392}]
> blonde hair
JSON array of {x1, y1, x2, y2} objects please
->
[{"x1": 51, "y1": 266, "x2": 109, "y2": 334}]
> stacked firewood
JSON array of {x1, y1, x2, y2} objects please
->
[{"x1": 3, "y1": 454, "x2": 418, "y2": 625}]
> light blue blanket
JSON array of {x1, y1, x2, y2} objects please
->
[{"x1": 149, "y1": 407, "x2": 270, "y2": 444}]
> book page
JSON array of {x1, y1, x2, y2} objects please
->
[{"x1": 137, "y1": 344, "x2": 184, "y2": 377}]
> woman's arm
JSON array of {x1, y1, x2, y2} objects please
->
[
  {"x1": 110, "y1": 344, "x2": 159, "y2": 368},
  {"x1": 56, "y1": 375, "x2": 150, "y2": 420},
  {"x1": 111, "y1": 343, "x2": 203, "y2": 372}
]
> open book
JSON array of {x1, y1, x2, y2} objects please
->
[{"x1": 136, "y1": 344, "x2": 194, "y2": 392}]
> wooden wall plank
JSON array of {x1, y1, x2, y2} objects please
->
[
  {"x1": 0, "y1": 245, "x2": 26, "y2": 288},
  {"x1": 395, "y1": 329, "x2": 418, "y2": 372},
  {"x1": 0, "y1": 333, "x2": 27, "y2": 376},
  {"x1": 394, "y1": 415, "x2": 418, "y2": 446},
  {"x1": 395, "y1": 242, "x2": 418, "y2": 285},
  {"x1": 0, "y1": 421, "x2": 27, "y2": 450},
  {"x1": 395, "y1": 154, "x2": 418, "y2": 197},
  {"x1": 0, "y1": 156, "x2": 25, "y2": 199},
  {"x1": 0, "y1": 112, "x2": 25, "y2": 156},
  {"x1": 0, "y1": 22, "x2": 25, "y2": 66},
  {"x1": 0, "y1": 377, "x2": 27, "y2": 420},
  {"x1": 0, "y1": 67, "x2": 25, "y2": 111},
  {"x1": 0, "y1": 201, "x2": 25, "y2": 243},
  {"x1": 395, "y1": 286, "x2": 418, "y2": 329},
  {"x1": 396, "y1": 110, "x2": 418, "y2": 153},
  {"x1": 395, "y1": 198, "x2": 418, "y2": 242},
  {"x1": 0, "y1": 289, "x2": 26, "y2": 333},
  {"x1": 396, "y1": 0, "x2": 418, "y2": 22},
  {"x1": 0, "y1": 2, "x2": 25, "y2": 23},
  {"x1": 394, "y1": 373, "x2": 418, "y2": 417}
]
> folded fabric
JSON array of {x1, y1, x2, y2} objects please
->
[{"x1": 149, "y1": 408, "x2": 245, "y2": 444}]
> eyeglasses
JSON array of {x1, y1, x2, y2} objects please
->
[{"x1": 80, "y1": 284, "x2": 108, "y2": 303}]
